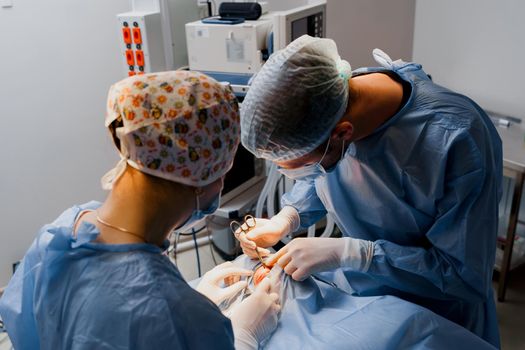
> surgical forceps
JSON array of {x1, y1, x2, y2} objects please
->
[
  {"x1": 230, "y1": 215, "x2": 268, "y2": 268},
  {"x1": 218, "y1": 261, "x2": 260, "y2": 312}
]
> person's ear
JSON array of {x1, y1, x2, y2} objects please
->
[{"x1": 331, "y1": 121, "x2": 353, "y2": 142}]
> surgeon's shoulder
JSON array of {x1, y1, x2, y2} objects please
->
[
  {"x1": 48, "y1": 201, "x2": 101, "y2": 227},
  {"x1": 18, "y1": 202, "x2": 101, "y2": 266},
  {"x1": 428, "y1": 102, "x2": 499, "y2": 151}
]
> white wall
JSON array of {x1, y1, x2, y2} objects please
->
[
  {"x1": 413, "y1": 0, "x2": 525, "y2": 120},
  {"x1": 327, "y1": 0, "x2": 416, "y2": 69},
  {"x1": 0, "y1": 0, "x2": 130, "y2": 286}
]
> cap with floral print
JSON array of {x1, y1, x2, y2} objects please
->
[{"x1": 102, "y1": 70, "x2": 240, "y2": 189}]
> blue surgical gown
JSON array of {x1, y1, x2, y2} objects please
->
[
  {"x1": 282, "y1": 59, "x2": 503, "y2": 347},
  {"x1": 0, "y1": 201, "x2": 234, "y2": 350}
]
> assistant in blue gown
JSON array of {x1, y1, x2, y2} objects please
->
[
  {"x1": 282, "y1": 58, "x2": 502, "y2": 347},
  {"x1": 0, "y1": 201, "x2": 235, "y2": 350}
]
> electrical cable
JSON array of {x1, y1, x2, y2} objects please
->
[
  {"x1": 171, "y1": 225, "x2": 208, "y2": 274},
  {"x1": 192, "y1": 228, "x2": 202, "y2": 277},
  {"x1": 207, "y1": 1, "x2": 212, "y2": 17},
  {"x1": 208, "y1": 229, "x2": 218, "y2": 266},
  {"x1": 174, "y1": 231, "x2": 181, "y2": 265},
  {"x1": 177, "y1": 226, "x2": 206, "y2": 236}
]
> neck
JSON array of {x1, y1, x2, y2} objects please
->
[
  {"x1": 345, "y1": 73, "x2": 404, "y2": 141},
  {"x1": 95, "y1": 166, "x2": 194, "y2": 246}
]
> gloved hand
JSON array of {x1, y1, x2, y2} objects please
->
[
  {"x1": 196, "y1": 262, "x2": 253, "y2": 305},
  {"x1": 237, "y1": 206, "x2": 300, "y2": 259},
  {"x1": 265, "y1": 237, "x2": 374, "y2": 281},
  {"x1": 229, "y1": 278, "x2": 281, "y2": 350}
]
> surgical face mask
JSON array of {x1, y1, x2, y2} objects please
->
[
  {"x1": 175, "y1": 192, "x2": 221, "y2": 233},
  {"x1": 278, "y1": 139, "x2": 346, "y2": 181}
]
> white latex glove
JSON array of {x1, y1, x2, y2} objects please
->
[
  {"x1": 196, "y1": 262, "x2": 253, "y2": 305},
  {"x1": 237, "y1": 206, "x2": 300, "y2": 259},
  {"x1": 230, "y1": 278, "x2": 281, "y2": 350},
  {"x1": 265, "y1": 237, "x2": 374, "y2": 281}
]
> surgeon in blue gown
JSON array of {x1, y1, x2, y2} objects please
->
[
  {"x1": 238, "y1": 35, "x2": 502, "y2": 347},
  {"x1": 0, "y1": 71, "x2": 280, "y2": 350}
]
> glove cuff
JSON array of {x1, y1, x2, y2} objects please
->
[
  {"x1": 340, "y1": 237, "x2": 374, "y2": 272},
  {"x1": 274, "y1": 206, "x2": 300, "y2": 234},
  {"x1": 234, "y1": 328, "x2": 258, "y2": 350}
]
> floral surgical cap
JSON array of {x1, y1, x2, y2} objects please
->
[{"x1": 102, "y1": 70, "x2": 240, "y2": 189}]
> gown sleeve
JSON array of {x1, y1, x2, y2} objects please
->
[
  {"x1": 281, "y1": 179, "x2": 327, "y2": 230},
  {"x1": 366, "y1": 131, "x2": 502, "y2": 302}
]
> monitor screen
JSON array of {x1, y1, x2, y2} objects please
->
[
  {"x1": 291, "y1": 17, "x2": 309, "y2": 39},
  {"x1": 291, "y1": 12, "x2": 324, "y2": 41}
]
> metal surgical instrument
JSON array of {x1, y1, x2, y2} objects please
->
[{"x1": 230, "y1": 215, "x2": 268, "y2": 267}]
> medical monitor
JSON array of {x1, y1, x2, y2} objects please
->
[{"x1": 272, "y1": 0, "x2": 326, "y2": 50}]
